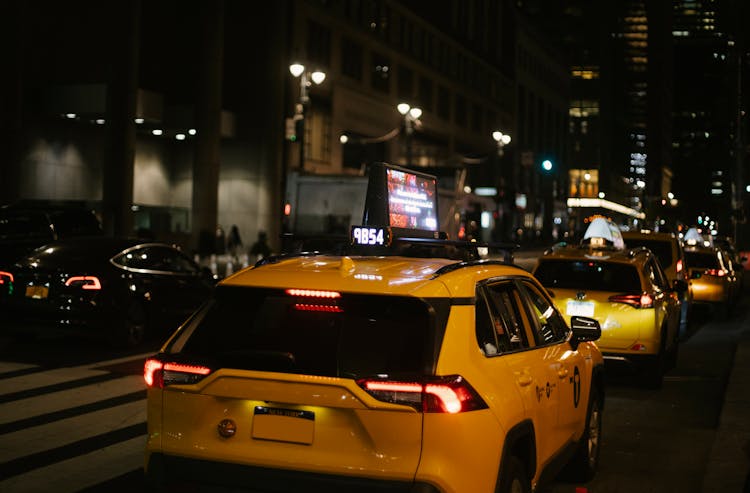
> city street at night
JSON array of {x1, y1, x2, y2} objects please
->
[{"x1": 0, "y1": 250, "x2": 747, "y2": 493}]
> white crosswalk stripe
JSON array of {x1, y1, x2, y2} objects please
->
[
  {"x1": 0, "y1": 353, "x2": 149, "y2": 491},
  {"x1": 0, "y1": 436, "x2": 145, "y2": 493},
  {"x1": 0, "y1": 375, "x2": 144, "y2": 425}
]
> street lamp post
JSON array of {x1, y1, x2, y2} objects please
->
[
  {"x1": 491, "y1": 130, "x2": 512, "y2": 241},
  {"x1": 397, "y1": 103, "x2": 422, "y2": 167},
  {"x1": 289, "y1": 63, "x2": 326, "y2": 171}
]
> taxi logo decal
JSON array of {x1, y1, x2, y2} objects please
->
[{"x1": 536, "y1": 382, "x2": 556, "y2": 401}]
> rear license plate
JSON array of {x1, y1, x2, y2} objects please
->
[
  {"x1": 566, "y1": 300, "x2": 594, "y2": 317},
  {"x1": 25, "y1": 285, "x2": 49, "y2": 299},
  {"x1": 252, "y1": 406, "x2": 314, "y2": 445}
]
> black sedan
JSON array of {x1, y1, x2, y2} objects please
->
[{"x1": 0, "y1": 237, "x2": 215, "y2": 347}]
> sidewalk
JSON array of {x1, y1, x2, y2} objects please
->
[{"x1": 701, "y1": 307, "x2": 750, "y2": 493}]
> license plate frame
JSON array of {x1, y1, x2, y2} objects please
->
[
  {"x1": 252, "y1": 406, "x2": 315, "y2": 445},
  {"x1": 25, "y1": 285, "x2": 49, "y2": 299},
  {"x1": 566, "y1": 300, "x2": 594, "y2": 317}
]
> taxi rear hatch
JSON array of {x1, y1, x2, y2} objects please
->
[{"x1": 146, "y1": 285, "x2": 455, "y2": 487}]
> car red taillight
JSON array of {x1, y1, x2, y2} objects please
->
[
  {"x1": 608, "y1": 293, "x2": 654, "y2": 309},
  {"x1": 0, "y1": 271, "x2": 14, "y2": 285},
  {"x1": 704, "y1": 268, "x2": 726, "y2": 277},
  {"x1": 144, "y1": 358, "x2": 213, "y2": 388},
  {"x1": 357, "y1": 375, "x2": 488, "y2": 414},
  {"x1": 65, "y1": 275, "x2": 102, "y2": 290}
]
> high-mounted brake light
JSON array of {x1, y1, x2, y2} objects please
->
[
  {"x1": 608, "y1": 293, "x2": 654, "y2": 309},
  {"x1": 287, "y1": 288, "x2": 343, "y2": 312},
  {"x1": 143, "y1": 358, "x2": 213, "y2": 388},
  {"x1": 294, "y1": 303, "x2": 343, "y2": 313},
  {"x1": 286, "y1": 289, "x2": 341, "y2": 298},
  {"x1": 65, "y1": 276, "x2": 102, "y2": 290},
  {"x1": 357, "y1": 375, "x2": 488, "y2": 414}
]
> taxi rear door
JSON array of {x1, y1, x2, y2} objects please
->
[{"x1": 516, "y1": 278, "x2": 590, "y2": 444}]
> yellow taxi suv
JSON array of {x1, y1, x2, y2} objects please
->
[
  {"x1": 621, "y1": 229, "x2": 694, "y2": 336},
  {"x1": 684, "y1": 244, "x2": 739, "y2": 318},
  {"x1": 143, "y1": 163, "x2": 605, "y2": 493},
  {"x1": 533, "y1": 218, "x2": 684, "y2": 388}
]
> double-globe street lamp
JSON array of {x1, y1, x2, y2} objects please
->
[
  {"x1": 397, "y1": 103, "x2": 422, "y2": 167},
  {"x1": 289, "y1": 63, "x2": 326, "y2": 170},
  {"x1": 491, "y1": 130, "x2": 512, "y2": 241}
]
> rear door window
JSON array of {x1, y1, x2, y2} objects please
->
[
  {"x1": 534, "y1": 259, "x2": 642, "y2": 292},
  {"x1": 475, "y1": 280, "x2": 531, "y2": 355},
  {"x1": 167, "y1": 286, "x2": 446, "y2": 378}
]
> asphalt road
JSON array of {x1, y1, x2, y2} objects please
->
[{"x1": 1, "y1": 255, "x2": 747, "y2": 492}]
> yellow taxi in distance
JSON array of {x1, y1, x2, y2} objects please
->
[
  {"x1": 684, "y1": 244, "x2": 739, "y2": 317},
  {"x1": 533, "y1": 218, "x2": 684, "y2": 388},
  {"x1": 144, "y1": 163, "x2": 604, "y2": 493},
  {"x1": 621, "y1": 230, "x2": 694, "y2": 335}
]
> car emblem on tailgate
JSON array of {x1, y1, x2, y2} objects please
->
[{"x1": 217, "y1": 419, "x2": 237, "y2": 438}]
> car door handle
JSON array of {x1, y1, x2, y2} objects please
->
[
  {"x1": 517, "y1": 373, "x2": 533, "y2": 387},
  {"x1": 558, "y1": 368, "x2": 569, "y2": 379}
]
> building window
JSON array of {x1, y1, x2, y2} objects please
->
[
  {"x1": 437, "y1": 85, "x2": 451, "y2": 120},
  {"x1": 455, "y1": 94, "x2": 467, "y2": 126},
  {"x1": 472, "y1": 103, "x2": 482, "y2": 132},
  {"x1": 397, "y1": 64, "x2": 413, "y2": 99},
  {"x1": 307, "y1": 20, "x2": 331, "y2": 68},
  {"x1": 371, "y1": 52, "x2": 391, "y2": 93},
  {"x1": 418, "y1": 76, "x2": 433, "y2": 112},
  {"x1": 341, "y1": 37, "x2": 363, "y2": 81}
]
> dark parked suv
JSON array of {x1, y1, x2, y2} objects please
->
[{"x1": 0, "y1": 201, "x2": 103, "y2": 269}]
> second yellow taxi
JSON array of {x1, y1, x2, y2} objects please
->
[{"x1": 533, "y1": 218, "x2": 685, "y2": 388}]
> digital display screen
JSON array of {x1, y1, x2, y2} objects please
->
[{"x1": 386, "y1": 168, "x2": 438, "y2": 231}]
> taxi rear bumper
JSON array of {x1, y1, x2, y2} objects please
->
[{"x1": 145, "y1": 453, "x2": 440, "y2": 493}]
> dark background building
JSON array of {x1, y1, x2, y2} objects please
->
[{"x1": 2, "y1": 0, "x2": 749, "y2": 253}]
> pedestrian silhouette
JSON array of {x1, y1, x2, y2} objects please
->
[{"x1": 250, "y1": 231, "x2": 271, "y2": 261}]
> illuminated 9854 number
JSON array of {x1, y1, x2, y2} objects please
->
[{"x1": 352, "y1": 226, "x2": 387, "y2": 246}]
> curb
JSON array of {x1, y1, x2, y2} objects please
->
[{"x1": 701, "y1": 306, "x2": 750, "y2": 492}]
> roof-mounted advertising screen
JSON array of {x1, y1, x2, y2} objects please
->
[{"x1": 385, "y1": 166, "x2": 438, "y2": 231}]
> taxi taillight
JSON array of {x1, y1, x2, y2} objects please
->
[
  {"x1": 357, "y1": 375, "x2": 488, "y2": 414},
  {"x1": 0, "y1": 271, "x2": 13, "y2": 285},
  {"x1": 608, "y1": 293, "x2": 654, "y2": 309},
  {"x1": 144, "y1": 358, "x2": 212, "y2": 388}
]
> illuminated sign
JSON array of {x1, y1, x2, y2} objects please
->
[
  {"x1": 351, "y1": 226, "x2": 390, "y2": 246},
  {"x1": 386, "y1": 168, "x2": 438, "y2": 231}
]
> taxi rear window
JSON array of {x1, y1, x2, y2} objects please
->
[
  {"x1": 534, "y1": 259, "x2": 642, "y2": 292},
  {"x1": 167, "y1": 286, "x2": 447, "y2": 378},
  {"x1": 623, "y1": 238, "x2": 675, "y2": 269},
  {"x1": 685, "y1": 251, "x2": 719, "y2": 269}
]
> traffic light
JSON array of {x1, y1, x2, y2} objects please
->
[{"x1": 285, "y1": 115, "x2": 304, "y2": 142}]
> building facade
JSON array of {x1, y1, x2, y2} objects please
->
[{"x1": 0, "y1": 0, "x2": 570, "y2": 252}]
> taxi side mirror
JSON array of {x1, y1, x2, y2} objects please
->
[
  {"x1": 570, "y1": 315, "x2": 601, "y2": 349},
  {"x1": 672, "y1": 279, "x2": 688, "y2": 293}
]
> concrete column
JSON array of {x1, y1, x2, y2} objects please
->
[
  {"x1": 103, "y1": 1, "x2": 141, "y2": 236},
  {"x1": 0, "y1": 1, "x2": 24, "y2": 206},
  {"x1": 192, "y1": 0, "x2": 225, "y2": 254}
]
